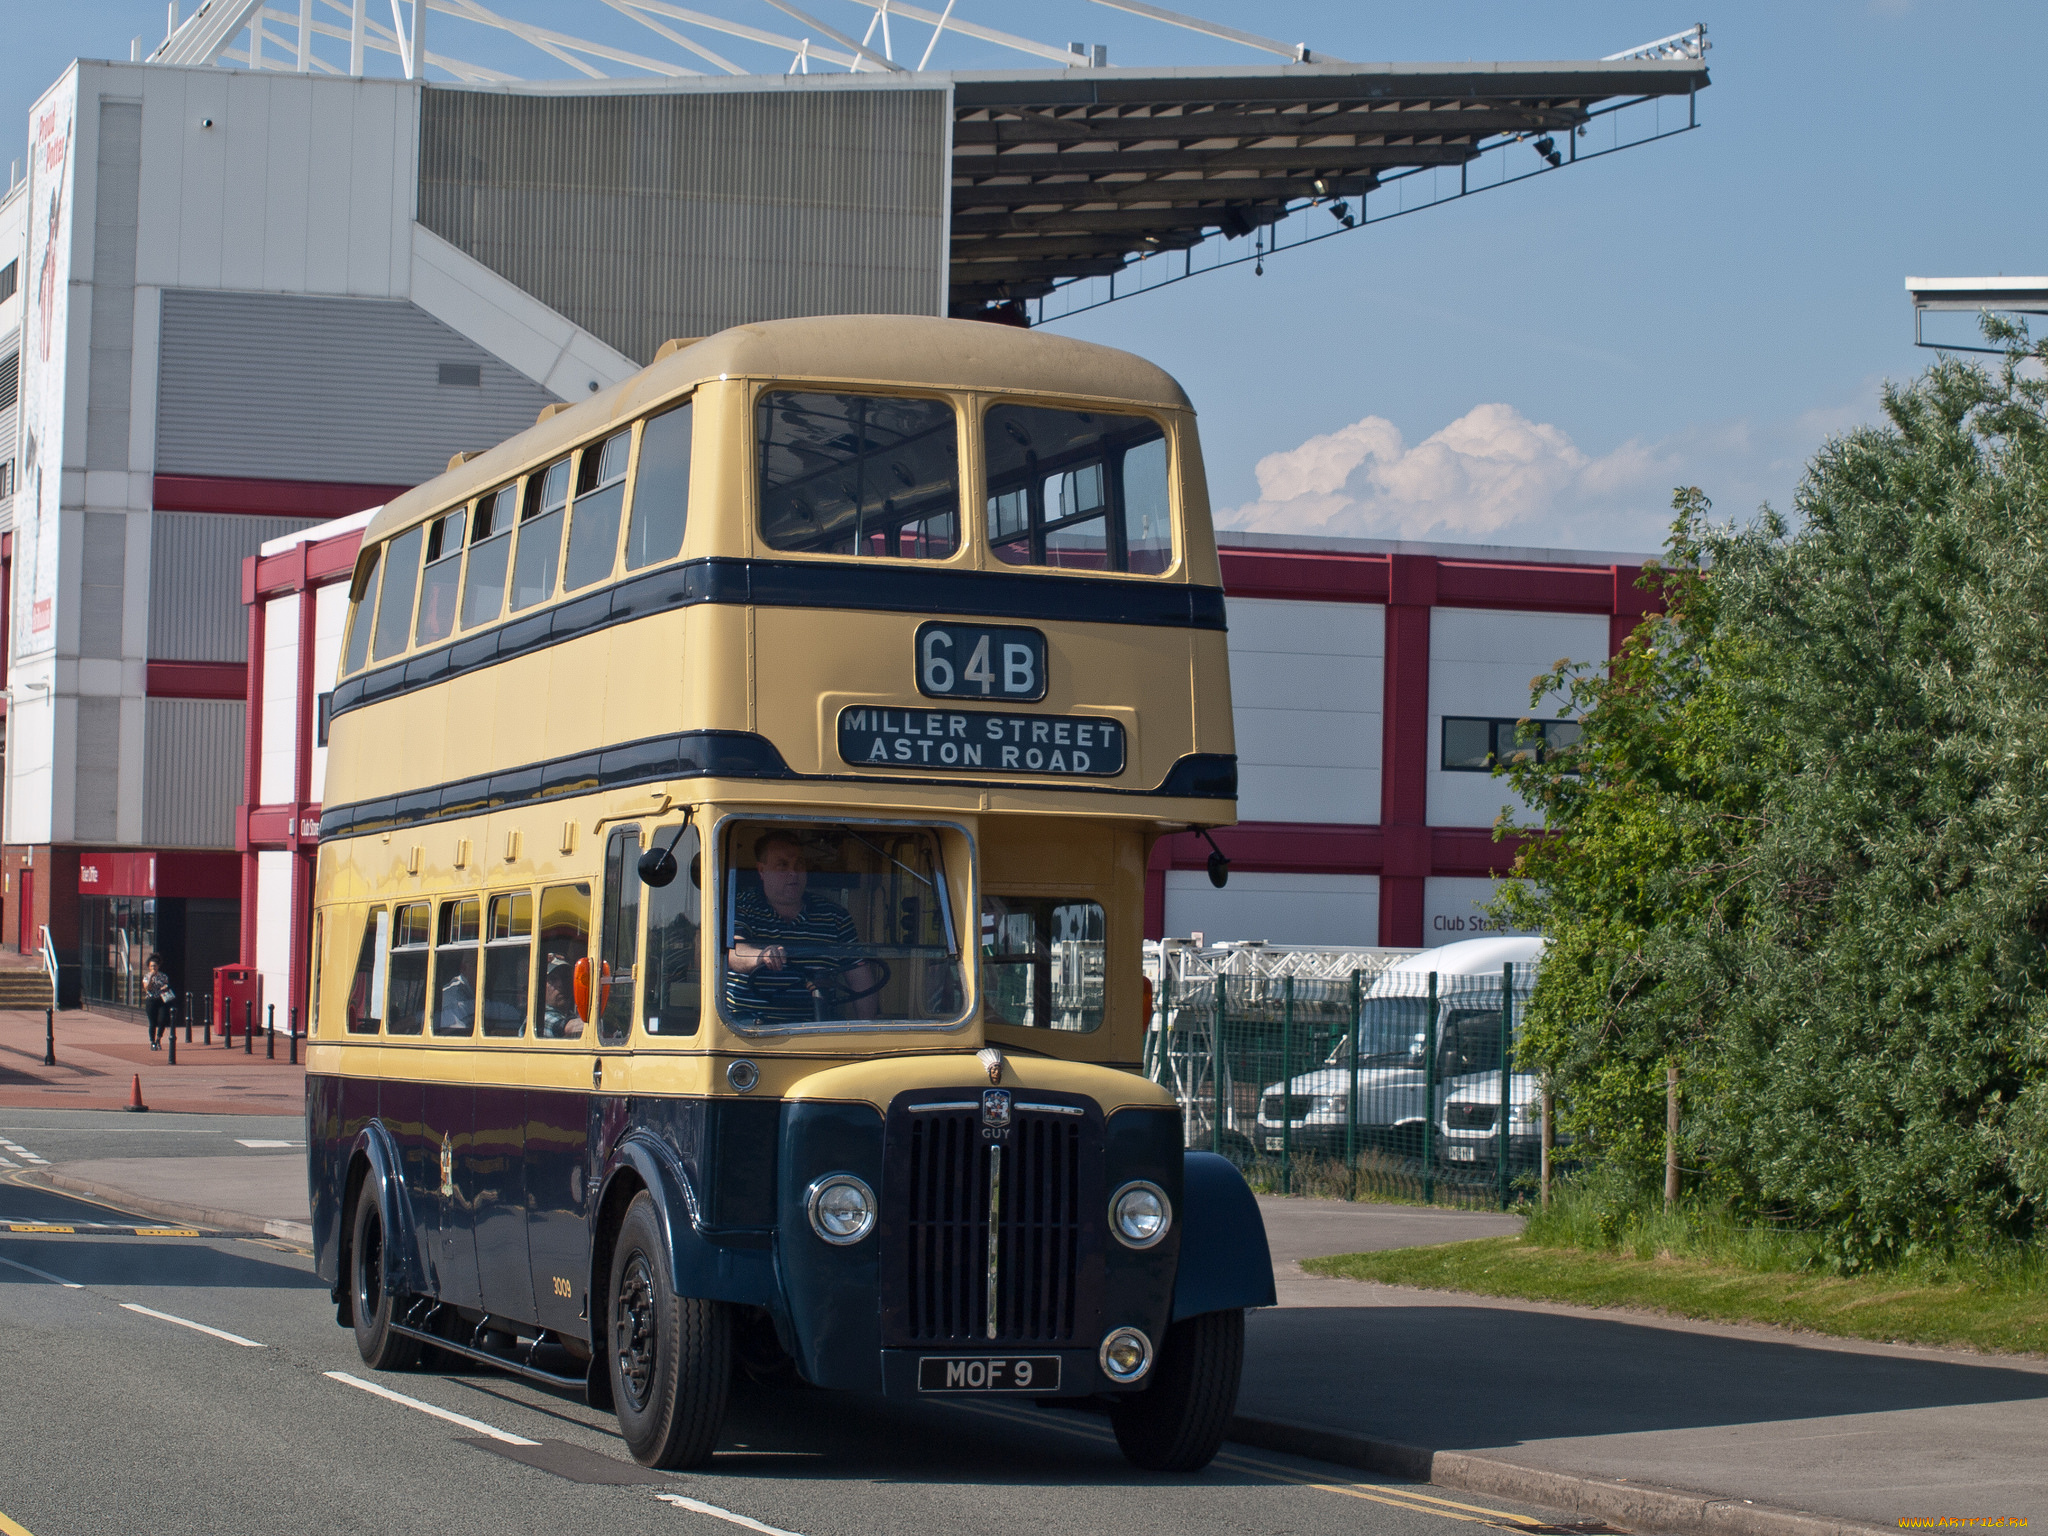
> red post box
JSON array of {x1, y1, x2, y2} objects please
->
[{"x1": 214, "y1": 966, "x2": 262, "y2": 1038}]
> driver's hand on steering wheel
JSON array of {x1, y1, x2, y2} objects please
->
[{"x1": 759, "y1": 943, "x2": 788, "y2": 971}]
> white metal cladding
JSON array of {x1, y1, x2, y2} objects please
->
[
  {"x1": 143, "y1": 698, "x2": 246, "y2": 849},
  {"x1": 87, "y1": 101, "x2": 143, "y2": 473},
  {"x1": 417, "y1": 85, "x2": 949, "y2": 364},
  {"x1": 79, "y1": 513, "x2": 129, "y2": 661},
  {"x1": 148, "y1": 512, "x2": 326, "y2": 663},
  {"x1": 76, "y1": 698, "x2": 124, "y2": 844},
  {"x1": 155, "y1": 290, "x2": 558, "y2": 485},
  {"x1": 0, "y1": 349, "x2": 18, "y2": 531}
]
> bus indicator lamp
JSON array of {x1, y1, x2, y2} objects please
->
[
  {"x1": 1099, "y1": 1327, "x2": 1153, "y2": 1383},
  {"x1": 806, "y1": 1174, "x2": 876, "y2": 1244},
  {"x1": 727, "y1": 1059, "x2": 760, "y2": 1093}
]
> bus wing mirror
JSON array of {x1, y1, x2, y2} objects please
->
[{"x1": 638, "y1": 848, "x2": 677, "y2": 887}]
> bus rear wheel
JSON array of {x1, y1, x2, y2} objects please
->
[
  {"x1": 1110, "y1": 1309, "x2": 1244, "y2": 1473},
  {"x1": 609, "y1": 1191, "x2": 731, "y2": 1469},
  {"x1": 349, "y1": 1183, "x2": 421, "y2": 1372}
]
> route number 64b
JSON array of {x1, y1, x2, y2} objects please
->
[{"x1": 915, "y1": 622, "x2": 1047, "y2": 702}]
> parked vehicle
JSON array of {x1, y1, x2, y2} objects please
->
[
  {"x1": 1253, "y1": 935, "x2": 1543, "y2": 1161},
  {"x1": 1437, "y1": 1068, "x2": 1543, "y2": 1173}
]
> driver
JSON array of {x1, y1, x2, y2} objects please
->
[{"x1": 726, "y1": 830, "x2": 878, "y2": 1023}]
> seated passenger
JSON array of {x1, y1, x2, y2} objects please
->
[
  {"x1": 537, "y1": 955, "x2": 583, "y2": 1038},
  {"x1": 726, "y1": 831, "x2": 877, "y2": 1024}
]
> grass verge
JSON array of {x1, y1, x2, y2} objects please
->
[{"x1": 1301, "y1": 1236, "x2": 2048, "y2": 1356}]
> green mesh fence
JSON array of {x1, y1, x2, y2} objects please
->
[{"x1": 1144, "y1": 962, "x2": 1538, "y2": 1209}]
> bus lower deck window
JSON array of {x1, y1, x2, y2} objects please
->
[
  {"x1": 720, "y1": 821, "x2": 962, "y2": 1032},
  {"x1": 433, "y1": 897, "x2": 481, "y2": 1036},
  {"x1": 979, "y1": 895, "x2": 1106, "y2": 1033},
  {"x1": 536, "y1": 884, "x2": 590, "y2": 1039},
  {"x1": 984, "y1": 405, "x2": 1173, "y2": 574},
  {"x1": 345, "y1": 907, "x2": 388, "y2": 1033},
  {"x1": 756, "y1": 391, "x2": 958, "y2": 560},
  {"x1": 386, "y1": 903, "x2": 430, "y2": 1035},
  {"x1": 643, "y1": 825, "x2": 702, "y2": 1037},
  {"x1": 482, "y1": 891, "x2": 532, "y2": 1037}
]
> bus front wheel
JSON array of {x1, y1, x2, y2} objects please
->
[
  {"x1": 1109, "y1": 1309, "x2": 1244, "y2": 1473},
  {"x1": 609, "y1": 1192, "x2": 731, "y2": 1469},
  {"x1": 349, "y1": 1183, "x2": 421, "y2": 1372}
]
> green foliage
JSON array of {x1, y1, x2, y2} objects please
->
[{"x1": 1495, "y1": 322, "x2": 2048, "y2": 1268}]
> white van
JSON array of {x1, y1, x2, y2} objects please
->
[{"x1": 1253, "y1": 934, "x2": 1543, "y2": 1163}]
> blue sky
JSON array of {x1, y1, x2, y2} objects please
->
[{"x1": 8, "y1": 2, "x2": 2042, "y2": 554}]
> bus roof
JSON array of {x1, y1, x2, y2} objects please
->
[{"x1": 361, "y1": 314, "x2": 1196, "y2": 549}]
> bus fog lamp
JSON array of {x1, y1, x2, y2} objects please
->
[
  {"x1": 1109, "y1": 1181, "x2": 1170, "y2": 1249},
  {"x1": 805, "y1": 1174, "x2": 876, "y2": 1245},
  {"x1": 1099, "y1": 1326, "x2": 1153, "y2": 1383}
]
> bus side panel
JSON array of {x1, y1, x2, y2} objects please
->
[
  {"x1": 383, "y1": 1075, "x2": 438, "y2": 1297},
  {"x1": 472, "y1": 1084, "x2": 535, "y2": 1323},
  {"x1": 308, "y1": 1071, "x2": 348, "y2": 1286},
  {"x1": 528, "y1": 1083, "x2": 594, "y2": 1336},
  {"x1": 426, "y1": 1081, "x2": 483, "y2": 1310},
  {"x1": 1101, "y1": 1106, "x2": 1184, "y2": 1345},
  {"x1": 776, "y1": 1100, "x2": 885, "y2": 1390}
]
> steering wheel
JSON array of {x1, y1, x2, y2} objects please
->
[{"x1": 790, "y1": 955, "x2": 892, "y2": 1006}]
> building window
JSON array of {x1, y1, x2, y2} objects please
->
[
  {"x1": 437, "y1": 362, "x2": 481, "y2": 387},
  {"x1": 1440, "y1": 716, "x2": 1581, "y2": 772},
  {"x1": 0, "y1": 462, "x2": 14, "y2": 499},
  {"x1": 0, "y1": 260, "x2": 18, "y2": 303}
]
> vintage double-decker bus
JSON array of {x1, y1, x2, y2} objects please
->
[{"x1": 305, "y1": 314, "x2": 1271, "y2": 1473}]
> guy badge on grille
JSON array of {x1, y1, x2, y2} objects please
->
[{"x1": 981, "y1": 1089, "x2": 1012, "y2": 1130}]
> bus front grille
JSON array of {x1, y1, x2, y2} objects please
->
[{"x1": 882, "y1": 1100, "x2": 1101, "y2": 1348}]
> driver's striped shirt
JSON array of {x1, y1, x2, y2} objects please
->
[{"x1": 724, "y1": 889, "x2": 860, "y2": 1024}]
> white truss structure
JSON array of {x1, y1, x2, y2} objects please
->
[{"x1": 141, "y1": 2, "x2": 1704, "y2": 83}]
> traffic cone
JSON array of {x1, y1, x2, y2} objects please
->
[{"x1": 125, "y1": 1073, "x2": 149, "y2": 1114}]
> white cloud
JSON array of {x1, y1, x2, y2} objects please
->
[{"x1": 1217, "y1": 386, "x2": 1886, "y2": 552}]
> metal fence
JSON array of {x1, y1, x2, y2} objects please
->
[{"x1": 1144, "y1": 943, "x2": 1538, "y2": 1209}]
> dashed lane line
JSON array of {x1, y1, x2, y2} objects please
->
[
  {"x1": 654, "y1": 1491, "x2": 806, "y2": 1534},
  {"x1": 0, "y1": 1254, "x2": 82, "y2": 1289},
  {"x1": 324, "y1": 1371, "x2": 541, "y2": 1445},
  {"x1": 0, "y1": 1140, "x2": 48, "y2": 1166},
  {"x1": 120, "y1": 1302, "x2": 264, "y2": 1348}
]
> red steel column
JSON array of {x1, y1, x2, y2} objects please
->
[
  {"x1": 1378, "y1": 554, "x2": 1436, "y2": 947},
  {"x1": 238, "y1": 557, "x2": 265, "y2": 969},
  {"x1": 287, "y1": 547, "x2": 318, "y2": 1021}
]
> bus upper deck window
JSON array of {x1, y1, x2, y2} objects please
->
[
  {"x1": 386, "y1": 902, "x2": 430, "y2": 1035},
  {"x1": 643, "y1": 824, "x2": 702, "y2": 1037},
  {"x1": 345, "y1": 907, "x2": 388, "y2": 1033},
  {"x1": 979, "y1": 895, "x2": 1106, "y2": 1033},
  {"x1": 482, "y1": 891, "x2": 532, "y2": 1037},
  {"x1": 342, "y1": 546, "x2": 380, "y2": 675},
  {"x1": 433, "y1": 897, "x2": 481, "y2": 1037},
  {"x1": 371, "y1": 526, "x2": 423, "y2": 662},
  {"x1": 564, "y1": 432, "x2": 631, "y2": 592},
  {"x1": 414, "y1": 508, "x2": 466, "y2": 647},
  {"x1": 510, "y1": 460, "x2": 569, "y2": 612},
  {"x1": 757, "y1": 391, "x2": 958, "y2": 560},
  {"x1": 461, "y1": 485, "x2": 518, "y2": 630},
  {"x1": 984, "y1": 406, "x2": 1173, "y2": 575},
  {"x1": 626, "y1": 402, "x2": 691, "y2": 570},
  {"x1": 536, "y1": 883, "x2": 591, "y2": 1039}
]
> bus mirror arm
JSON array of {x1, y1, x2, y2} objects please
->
[{"x1": 1189, "y1": 826, "x2": 1231, "y2": 889}]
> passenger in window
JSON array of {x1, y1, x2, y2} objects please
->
[
  {"x1": 726, "y1": 831, "x2": 876, "y2": 1024},
  {"x1": 537, "y1": 954, "x2": 582, "y2": 1038}
]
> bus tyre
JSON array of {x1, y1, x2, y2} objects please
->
[
  {"x1": 609, "y1": 1192, "x2": 731, "y2": 1469},
  {"x1": 1109, "y1": 1308, "x2": 1244, "y2": 1473},
  {"x1": 349, "y1": 1184, "x2": 421, "y2": 1372}
]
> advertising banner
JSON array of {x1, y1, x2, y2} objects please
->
[{"x1": 17, "y1": 76, "x2": 76, "y2": 662}]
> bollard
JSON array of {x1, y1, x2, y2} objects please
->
[
  {"x1": 245, "y1": 999, "x2": 253, "y2": 1054},
  {"x1": 289, "y1": 1006, "x2": 298, "y2": 1066},
  {"x1": 43, "y1": 1006, "x2": 55, "y2": 1068},
  {"x1": 267, "y1": 1001, "x2": 275, "y2": 1059},
  {"x1": 184, "y1": 991, "x2": 192, "y2": 1045},
  {"x1": 168, "y1": 1019, "x2": 177, "y2": 1065},
  {"x1": 203, "y1": 991, "x2": 212, "y2": 1047}
]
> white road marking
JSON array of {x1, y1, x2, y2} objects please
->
[
  {"x1": 0, "y1": 1159, "x2": 17, "y2": 1169},
  {"x1": 324, "y1": 1371, "x2": 540, "y2": 1445},
  {"x1": 0, "y1": 1254, "x2": 82, "y2": 1289},
  {"x1": 654, "y1": 1492, "x2": 807, "y2": 1535},
  {"x1": 0, "y1": 1140, "x2": 46, "y2": 1165},
  {"x1": 233, "y1": 1139, "x2": 301, "y2": 1149},
  {"x1": 120, "y1": 1302, "x2": 264, "y2": 1347}
]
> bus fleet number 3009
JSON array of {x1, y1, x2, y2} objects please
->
[{"x1": 917, "y1": 1355, "x2": 1062, "y2": 1392}]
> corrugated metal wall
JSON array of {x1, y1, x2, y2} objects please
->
[
  {"x1": 149, "y1": 512, "x2": 324, "y2": 663},
  {"x1": 87, "y1": 100, "x2": 142, "y2": 473},
  {"x1": 76, "y1": 698, "x2": 122, "y2": 844},
  {"x1": 143, "y1": 698, "x2": 245, "y2": 849},
  {"x1": 155, "y1": 291, "x2": 557, "y2": 485},
  {"x1": 418, "y1": 85, "x2": 948, "y2": 363},
  {"x1": 0, "y1": 348, "x2": 18, "y2": 531}
]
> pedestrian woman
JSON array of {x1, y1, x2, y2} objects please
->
[{"x1": 143, "y1": 953, "x2": 175, "y2": 1050}]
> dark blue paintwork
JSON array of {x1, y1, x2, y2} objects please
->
[
  {"x1": 1170, "y1": 1151, "x2": 1276, "y2": 1320},
  {"x1": 775, "y1": 1099, "x2": 885, "y2": 1390}
]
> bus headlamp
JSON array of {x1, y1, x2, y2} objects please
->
[
  {"x1": 1108, "y1": 1180, "x2": 1170, "y2": 1249},
  {"x1": 1099, "y1": 1326, "x2": 1154, "y2": 1383},
  {"x1": 805, "y1": 1174, "x2": 877, "y2": 1245}
]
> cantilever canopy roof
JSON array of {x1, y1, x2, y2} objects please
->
[{"x1": 945, "y1": 59, "x2": 1709, "y2": 312}]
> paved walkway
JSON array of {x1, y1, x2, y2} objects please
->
[
  {"x1": 0, "y1": 1006, "x2": 304, "y2": 1115},
  {"x1": 24, "y1": 1097, "x2": 2048, "y2": 1533}
]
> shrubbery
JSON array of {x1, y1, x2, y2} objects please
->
[{"x1": 1498, "y1": 328, "x2": 2048, "y2": 1269}]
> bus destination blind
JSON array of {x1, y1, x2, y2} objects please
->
[{"x1": 838, "y1": 707, "x2": 1125, "y2": 777}]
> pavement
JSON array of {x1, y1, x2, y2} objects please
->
[
  {"x1": 0, "y1": 1003, "x2": 306, "y2": 1115},
  {"x1": 10, "y1": 1092, "x2": 2046, "y2": 1536}
]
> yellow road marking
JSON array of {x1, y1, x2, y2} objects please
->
[
  {"x1": 0, "y1": 1507, "x2": 36, "y2": 1535},
  {"x1": 7, "y1": 1225, "x2": 73, "y2": 1234},
  {"x1": 1218, "y1": 1449, "x2": 1550, "y2": 1524},
  {"x1": 134, "y1": 1228, "x2": 201, "y2": 1237}
]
